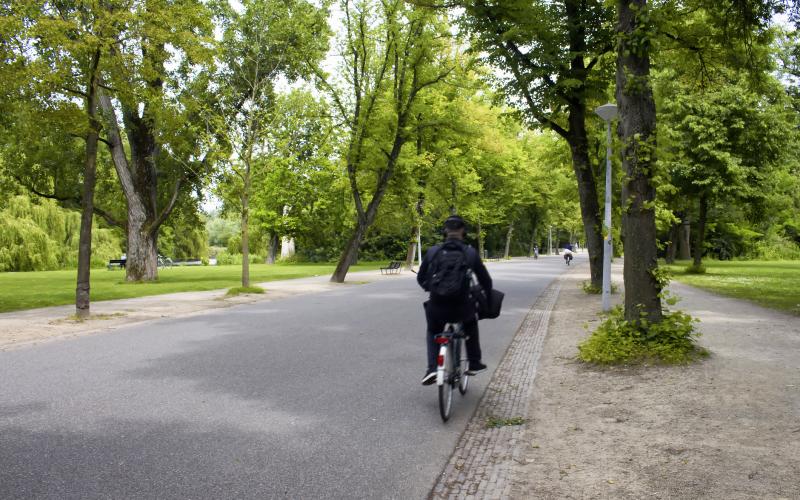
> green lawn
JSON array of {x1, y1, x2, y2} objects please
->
[
  {"x1": 664, "y1": 260, "x2": 800, "y2": 316},
  {"x1": 0, "y1": 262, "x2": 384, "y2": 313}
]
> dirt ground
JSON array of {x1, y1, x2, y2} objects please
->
[
  {"x1": 511, "y1": 263, "x2": 800, "y2": 500},
  {"x1": 0, "y1": 271, "x2": 386, "y2": 351}
]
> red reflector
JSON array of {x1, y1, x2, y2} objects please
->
[
  {"x1": 435, "y1": 337, "x2": 449, "y2": 344},
  {"x1": 437, "y1": 354, "x2": 444, "y2": 366}
]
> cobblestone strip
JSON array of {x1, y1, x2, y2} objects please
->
[{"x1": 429, "y1": 281, "x2": 561, "y2": 500}]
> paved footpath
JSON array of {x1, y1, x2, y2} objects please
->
[
  {"x1": 430, "y1": 279, "x2": 561, "y2": 499},
  {"x1": 0, "y1": 256, "x2": 576, "y2": 499}
]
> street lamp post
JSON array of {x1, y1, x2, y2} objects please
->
[{"x1": 595, "y1": 103, "x2": 618, "y2": 312}]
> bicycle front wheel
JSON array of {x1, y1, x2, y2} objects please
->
[{"x1": 458, "y1": 339, "x2": 469, "y2": 395}]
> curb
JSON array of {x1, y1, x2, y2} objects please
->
[{"x1": 429, "y1": 276, "x2": 563, "y2": 499}]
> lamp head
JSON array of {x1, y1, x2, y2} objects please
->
[{"x1": 595, "y1": 103, "x2": 618, "y2": 121}]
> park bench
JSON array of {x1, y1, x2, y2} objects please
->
[
  {"x1": 380, "y1": 261, "x2": 402, "y2": 275},
  {"x1": 107, "y1": 259, "x2": 126, "y2": 270}
]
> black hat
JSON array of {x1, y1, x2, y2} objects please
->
[{"x1": 443, "y1": 215, "x2": 466, "y2": 232}]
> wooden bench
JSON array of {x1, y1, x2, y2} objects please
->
[
  {"x1": 107, "y1": 259, "x2": 126, "y2": 270},
  {"x1": 380, "y1": 261, "x2": 402, "y2": 275}
]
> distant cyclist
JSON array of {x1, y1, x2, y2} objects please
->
[
  {"x1": 417, "y1": 215, "x2": 493, "y2": 385},
  {"x1": 562, "y1": 244, "x2": 574, "y2": 265}
]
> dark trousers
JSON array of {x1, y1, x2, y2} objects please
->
[{"x1": 424, "y1": 302, "x2": 481, "y2": 372}]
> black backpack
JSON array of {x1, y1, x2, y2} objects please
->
[{"x1": 428, "y1": 241, "x2": 471, "y2": 302}]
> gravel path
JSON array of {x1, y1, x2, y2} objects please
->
[
  {"x1": 0, "y1": 270, "x2": 396, "y2": 350},
  {"x1": 510, "y1": 262, "x2": 800, "y2": 499}
]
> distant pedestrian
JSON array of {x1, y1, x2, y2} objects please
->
[{"x1": 533, "y1": 246, "x2": 539, "y2": 259}]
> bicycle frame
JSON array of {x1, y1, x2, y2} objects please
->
[{"x1": 435, "y1": 323, "x2": 461, "y2": 385}]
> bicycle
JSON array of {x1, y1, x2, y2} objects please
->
[{"x1": 434, "y1": 322, "x2": 470, "y2": 422}]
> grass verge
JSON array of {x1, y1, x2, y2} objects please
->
[
  {"x1": 663, "y1": 260, "x2": 800, "y2": 315},
  {"x1": 226, "y1": 285, "x2": 265, "y2": 296},
  {"x1": 485, "y1": 416, "x2": 527, "y2": 428},
  {"x1": 0, "y1": 262, "x2": 384, "y2": 313}
]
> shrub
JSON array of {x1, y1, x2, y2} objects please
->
[
  {"x1": 582, "y1": 281, "x2": 601, "y2": 294},
  {"x1": 749, "y1": 230, "x2": 800, "y2": 260},
  {"x1": 578, "y1": 306, "x2": 707, "y2": 365},
  {"x1": 684, "y1": 263, "x2": 706, "y2": 274},
  {"x1": 277, "y1": 254, "x2": 303, "y2": 264},
  {"x1": 582, "y1": 281, "x2": 619, "y2": 294},
  {"x1": 215, "y1": 251, "x2": 265, "y2": 265}
]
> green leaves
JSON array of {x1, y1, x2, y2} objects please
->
[{"x1": 578, "y1": 305, "x2": 705, "y2": 365}]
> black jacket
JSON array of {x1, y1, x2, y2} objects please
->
[{"x1": 417, "y1": 238, "x2": 492, "y2": 320}]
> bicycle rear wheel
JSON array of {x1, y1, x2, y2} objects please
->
[{"x1": 438, "y1": 345, "x2": 454, "y2": 422}]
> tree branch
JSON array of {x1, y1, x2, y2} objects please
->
[
  {"x1": 149, "y1": 174, "x2": 184, "y2": 235},
  {"x1": 16, "y1": 176, "x2": 126, "y2": 229}
]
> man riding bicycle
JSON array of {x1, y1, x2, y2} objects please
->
[{"x1": 417, "y1": 215, "x2": 493, "y2": 385}]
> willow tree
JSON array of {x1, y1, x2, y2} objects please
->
[{"x1": 314, "y1": 0, "x2": 453, "y2": 283}]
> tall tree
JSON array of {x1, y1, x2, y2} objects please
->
[
  {"x1": 1, "y1": 0, "x2": 115, "y2": 317},
  {"x1": 616, "y1": 0, "x2": 662, "y2": 323},
  {"x1": 659, "y1": 75, "x2": 792, "y2": 266},
  {"x1": 95, "y1": 0, "x2": 218, "y2": 282},
  {"x1": 249, "y1": 90, "x2": 337, "y2": 264},
  {"x1": 455, "y1": 0, "x2": 615, "y2": 288},
  {"x1": 212, "y1": 0, "x2": 329, "y2": 287},
  {"x1": 314, "y1": 0, "x2": 453, "y2": 282}
]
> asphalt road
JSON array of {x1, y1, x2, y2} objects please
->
[{"x1": 0, "y1": 255, "x2": 579, "y2": 499}]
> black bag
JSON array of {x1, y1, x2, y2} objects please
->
[
  {"x1": 472, "y1": 285, "x2": 505, "y2": 320},
  {"x1": 428, "y1": 241, "x2": 471, "y2": 302}
]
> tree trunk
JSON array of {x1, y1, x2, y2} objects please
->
[
  {"x1": 241, "y1": 170, "x2": 250, "y2": 288},
  {"x1": 678, "y1": 215, "x2": 691, "y2": 260},
  {"x1": 504, "y1": 222, "x2": 514, "y2": 259},
  {"x1": 405, "y1": 226, "x2": 417, "y2": 269},
  {"x1": 476, "y1": 220, "x2": 484, "y2": 258},
  {"x1": 98, "y1": 92, "x2": 182, "y2": 282},
  {"x1": 616, "y1": 0, "x2": 662, "y2": 324},
  {"x1": 693, "y1": 194, "x2": 708, "y2": 267},
  {"x1": 665, "y1": 222, "x2": 679, "y2": 264},
  {"x1": 330, "y1": 114, "x2": 407, "y2": 282},
  {"x1": 528, "y1": 227, "x2": 537, "y2": 257},
  {"x1": 266, "y1": 233, "x2": 279, "y2": 264},
  {"x1": 76, "y1": 49, "x2": 102, "y2": 319},
  {"x1": 331, "y1": 222, "x2": 367, "y2": 283},
  {"x1": 126, "y1": 215, "x2": 159, "y2": 282},
  {"x1": 567, "y1": 103, "x2": 604, "y2": 291},
  {"x1": 564, "y1": 0, "x2": 604, "y2": 290},
  {"x1": 281, "y1": 237, "x2": 296, "y2": 259}
]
